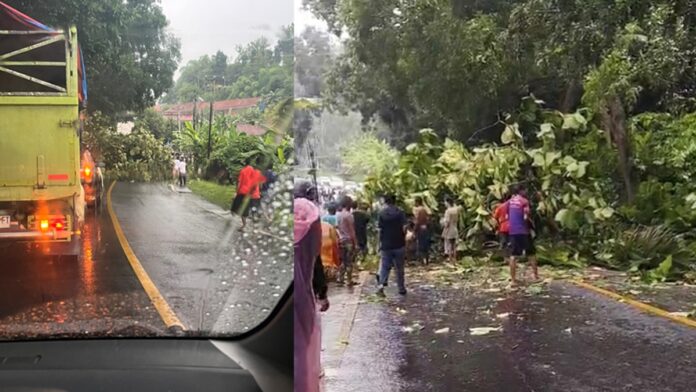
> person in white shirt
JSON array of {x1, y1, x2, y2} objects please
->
[
  {"x1": 178, "y1": 157, "x2": 187, "y2": 188},
  {"x1": 173, "y1": 157, "x2": 181, "y2": 184}
]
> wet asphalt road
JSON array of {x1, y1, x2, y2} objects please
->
[
  {"x1": 327, "y1": 277, "x2": 696, "y2": 392},
  {"x1": 0, "y1": 203, "x2": 163, "y2": 340},
  {"x1": 110, "y1": 182, "x2": 293, "y2": 335},
  {"x1": 0, "y1": 181, "x2": 292, "y2": 340}
]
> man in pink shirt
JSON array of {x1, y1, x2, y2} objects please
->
[{"x1": 506, "y1": 185, "x2": 538, "y2": 286}]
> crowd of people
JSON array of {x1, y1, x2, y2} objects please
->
[{"x1": 295, "y1": 181, "x2": 540, "y2": 391}]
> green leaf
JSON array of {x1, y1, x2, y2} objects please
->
[
  {"x1": 475, "y1": 206, "x2": 490, "y2": 216},
  {"x1": 650, "y1": 255, "x2": 673, "y2": 281},
  {"x1": 538, "y1": 123, "x2": 554, "y2": 139},
  {"x1": 501, "y1": 125, "x2": 517, "y2": 145},
  {"x1": 542, "y1": 178, "x2": 551, "y2": 190},
  {"x1": 555, "y1": 208, "x2": 576, "y2": 228},
  {"x1": 601, "y1": 207, "x2": 615, "y2": 218},
  {"x1": 545, "y1": 151, "x2": 561, "y2": 166}
]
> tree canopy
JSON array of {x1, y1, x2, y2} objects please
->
[
  {"x1": 294, "y1": 26, "x2": 335, "y2": 97},
  {"x1": 305, "y1": 0, "x2": 696, "y2": 144},
  {"x1": 161, "y1": 25, "x2": 294, "y2": 104},
  {"x1": 5, "y1": 0, "x2": 181, "y2": 116}
]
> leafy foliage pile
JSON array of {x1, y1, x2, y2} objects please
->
[
  {"x1": 356, "y1": 99, "x2": 696, "y2": 282},
  {"x1": 82, "y1": 112, "x2": 172, "y2": 182}
]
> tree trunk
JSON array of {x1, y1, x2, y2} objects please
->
[
  {"x1": 559, "y1": 80, "x2": 581, "y2": 113},
  {"x1": 600, "y1": 95, "x2": 635, "y2": 202}
]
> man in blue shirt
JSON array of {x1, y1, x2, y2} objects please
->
[
  {"x1": 321, "y1": 203, "x2": 338, "y2": 227},
  {"x1": 377, "y1": 194, "x2": 408, "y2": 297}
]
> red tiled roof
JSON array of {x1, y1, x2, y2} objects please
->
[
  {"x1": 157, "y1": 97, "x2": 261, "y2": 117},
  {"x1": 237, "y1": 123, "x2": 267, "y2": 136}
]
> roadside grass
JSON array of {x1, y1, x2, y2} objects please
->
[{"x1": 188, "y1": 179, "x2": 235, "y2": 210}]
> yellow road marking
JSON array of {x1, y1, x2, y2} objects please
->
[
  {"x1": 572, "y1": 279, "x2": 696, "y2": 329},
  {"x1": 107, "y1": 181, "x2": 186, "y2": 330}
]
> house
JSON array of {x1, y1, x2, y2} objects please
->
[
  {"x1": 236, "y1": 123, "x2": 266, "y2": 136},
  {"x1": 155, "y1": 97, "x2": 261, "y2": 121}
]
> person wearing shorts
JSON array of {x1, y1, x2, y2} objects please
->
[
  {"x1": 442, "y1": 197, "x2": 460, "y2": 263},
  {"x1": 231, "y1": 159, "x2": 264, "y2": 231},
  {"x1": 336, "y1": 196, "x2": 357, "y2": 286},
  {"x1": 493, "y1": 193, "x2": 511, "y2": 254},
  {"x1": 352, "y1": 202, "x2": 370, "y2": 264},
  {"x1": 412, "y1": 197, "x2": 431, "y2": 265},
  {"x1": 507, "y1": 185, "x2": 538, "y2": 286}
]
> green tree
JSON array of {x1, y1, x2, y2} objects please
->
[
  {"x1": 162, "y1": 27, "x2": 293, "y2": 105},
  {"x1": 212, "y1": 50, "x2": 228, "y2": 85},
  {"x1": 341, "y1": 134, "x2": 398, "y2": 178},
  {"x1": 295, "y1": 26, "x2": 333, "y2": 97},
  {"x1": 5, "y1": 0, "x2": 181, "y2": 115},
  {"x1": 133, "y1": 108, "x2": 177, "y2": 143},
  {"x1": 309, "y1": 0, "x2": 696, "y2": 145}
]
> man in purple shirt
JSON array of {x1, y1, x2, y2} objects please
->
[{"x1": 506, "y1": 185, "x2": 538, "y2": 286}]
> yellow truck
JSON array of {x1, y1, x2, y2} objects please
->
[{"x1": 0, "y1": 15, "x2": 85, "y2": 258}]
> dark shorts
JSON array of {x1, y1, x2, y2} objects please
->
[
  {"x1": 339, "y1": 242, "x2": 355, "y2": 268},
  {"x1": 499, "y1": 233, "x2": 510, "y2": 249},
  {"x1": 231, "y1": 194, "x2": 260, "y2": 217},
  {"x1": 416, "y1": 226, "x2": 431, "y2": 254},
  {"x1": 509, "y1": 234, "x2": 536, "y2": 257}
]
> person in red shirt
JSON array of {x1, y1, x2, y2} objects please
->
[
  {"x1": 250, "y1": 166, "x2": 266, "y2": 217},
  {"x1": 493, "y1": 193, "x2": 511, "y2": 252},
  {"x1": 231, "y1": 158, "x2": 266, "y2": 230}
]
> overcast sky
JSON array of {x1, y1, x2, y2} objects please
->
[
  {"x1": 294, "y1": 0, "x2": 327, "y2": 31},
  {"x1": 160, "y1": 0, "x2": 294, "y2": 77}
]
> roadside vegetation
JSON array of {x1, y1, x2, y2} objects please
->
[
  {"x1": 187, "y1": 180, "x2": 235, "y2": 210},
  {"x1": 302, "y1": 0, "x2": 696, "y2": 284}
]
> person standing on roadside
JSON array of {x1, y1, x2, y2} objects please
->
[
  {"x1": 413, "y1": 196, "x2": 431, "y2": 265},
  {"x1": 493, "y1": 192, "x2": 511, "y2": 254},
  {"x1": 377, "y1": 194, "x2": 408, "y2": 297},
  {"x1": 336, "y1": 196, "x2": 358, "y2": 286},
  {"x1": 353, "y1": 201, "x2": 370, "y2": 265},
  {"x1": 172, "y1": 155, "x2": 180, "y2": 185},
  {"x1": 293, "y1": 182, "x2": 324, "y2": 392},
  {"x1": 442, "y1": 197, "x2": 460, "y2": 263},
  {"x1": 507, "y1": 185, "x2": 539, "y2": 286},
  {"x1": 250, "y1": 162, "x2": 266, "y2": 221},
  {"x1": 231, "y1": 158, "x2": 263, "y2": 231},
  {"x1": 178, "y1": 156, "x2": 187, "y2": 188},
  {"x1": 321, "y1": 203, "x2": 338, "y2": 227}
]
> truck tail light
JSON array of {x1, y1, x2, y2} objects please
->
[
  {"x1": 36, "y1": 217, "x2": 68, "y2": 232},
  {"x1": 51, "y1": 217, "x2": 68, "y2": 231},
  {"x1": 81, "y1": 166, "x2": 93, "y2": 182}
]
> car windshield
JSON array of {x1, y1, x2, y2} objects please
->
[{"x1": 0, "y1": 0, "x2": 293, "y2": 340}]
